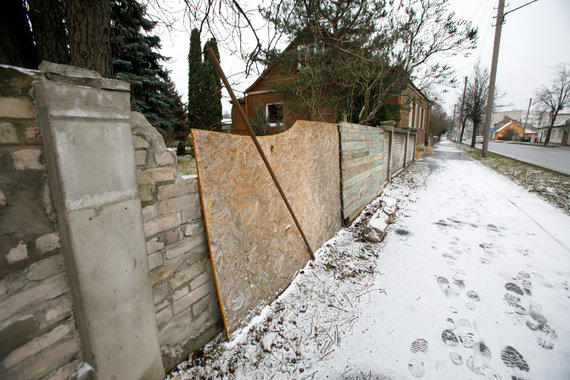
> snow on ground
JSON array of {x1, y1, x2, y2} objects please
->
[{"x1": 168, "y1": 139, "x2": 570, "y2": 379}]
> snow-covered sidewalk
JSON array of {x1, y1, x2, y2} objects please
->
[{"x1": 169, "y1": 140, "x2": 570, "y2": 379}]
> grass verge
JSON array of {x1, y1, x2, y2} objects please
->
[{"x1": 463, "y1": 146, "x2": 570, "y2": 215}]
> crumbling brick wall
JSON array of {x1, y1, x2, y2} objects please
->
[
  {"x1": 0, "y1": 66, "x2": 82, "y2": 380},
  {"x1": 131, "y1": 112, "x2": 222, "y2": 371}
]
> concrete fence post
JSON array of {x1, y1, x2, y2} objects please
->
[
  {"x1": 388, "y1": 129, "x2": 393, "y2": 182},
  {"x1": 33, "y1": 62, "x2": 164, "y2": 379},
  {"x1": 412, "y1": 133, "x2": 418, "y2": 162},
  {"x1": 380, "y1": 121, "x2": 396, "y2": 183},
  {"x1": 404, "y1": 131, "x2": 409, "y2": 168}
]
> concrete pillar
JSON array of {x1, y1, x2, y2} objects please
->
[
  {"x1": 33, "y1": 63, "x2": 164, "y2": 379},
  {"x1": 404, "y1": 131, "x2": 409, "y2": 167}
]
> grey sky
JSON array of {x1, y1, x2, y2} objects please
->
[{"x1": 155, "y1": 0, "x2": 570, "y2": 117}]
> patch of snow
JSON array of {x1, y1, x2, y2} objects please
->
[{"x1": 168, "y1": 140, "x2": 570, "y2": 380}]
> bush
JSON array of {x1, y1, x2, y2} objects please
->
[{"x1": 176, "y1": 140, "x2": 186, "y2": 156}]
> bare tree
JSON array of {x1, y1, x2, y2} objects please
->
[
  {"x1": 429, "y1": 104, "x2": 452, "y2": 137},
  {"x1": 535, "y1": 63, "x2": 570, "y2": 146},
  {"x1": 462, "y1": 64, "x2": 490, "y2": 148}
]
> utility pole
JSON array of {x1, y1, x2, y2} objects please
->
[
  {"x1": 459, "y1": 76, "x2": 468, "y2": 143},
  {"x1": 482, "y1": 0, "x2": 538, "y2": 156},
  {"x1": 481, "y1": 0, "x2": 505, "y2": 157},
  {"x1": 524, "y1": 97, "x2": 532, "y2": 129}
]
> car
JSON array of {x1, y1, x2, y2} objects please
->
[{"x1": 475, "y1": 136, "x2": 484, "y2": 143}]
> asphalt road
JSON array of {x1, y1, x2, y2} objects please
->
[{"x1": 474, "y1": 141, "x2": 570, "y2": 175}]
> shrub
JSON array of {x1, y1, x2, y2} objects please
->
[{"x1": 176, "y1": 140, "x2": 186, "y2": 156}]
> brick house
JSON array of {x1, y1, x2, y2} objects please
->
[
  {"x1": 386, "y1": 82, "x2": 431, "y2": 146},
  {"x1": 493, "y1": 117, "x2": 525, "y2": 140},
  {"x1": 231, "y1": 45, "x2": 431, "y2": 146}
]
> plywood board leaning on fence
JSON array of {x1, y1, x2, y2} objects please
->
[{"x1": 192, "y1": 120, "x2": 342, "y2": 336}]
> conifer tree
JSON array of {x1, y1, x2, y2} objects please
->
[
  {"x1": 202, "y1": 38, "x2": 222, "y2": 131},
  {"x1": 111, "y1": 0, "x2": 186, "y2": 138},
  {"x1": 188, "y1": 28, "x2": 203, "y2": 130}
]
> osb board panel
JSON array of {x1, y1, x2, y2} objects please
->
[
  {"x1": 339, "y1": 123, "x2": 384, "y2": 223},
  {"x1": 192, "y1": 120, "x2": 341, "y2": 336}
]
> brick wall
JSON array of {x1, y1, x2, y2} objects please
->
[
  {"x1": 131, "y1": 112, "x2": 222, "y2": 371},
  {"x1": 0, "y1": 66, "x2": 82, "y2": 379}
]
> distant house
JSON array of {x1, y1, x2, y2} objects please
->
[
  {"x1": 386, "y1": 82, "x2": 431, "y2": 146},
  {"x1": 538, "y1": 117, "x2": 570, "y2": 145},
  {"x1": 522, "y1": 124, "x2": 539, "y2": 142},
  {"x1": 493, "y1": 118, "x2": 524, "y2": 140},
  {"x1": 231, "y1": 43, "x2": 431, "y2": 146}
]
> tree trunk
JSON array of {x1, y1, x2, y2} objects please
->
[
  {"x1": 0, "y1": 0, "x2": 38, "y2": 68},
  {"x1": 27, "y1": 0, "x2": 69, "y2": 65},
  {"x1": 543, "y1": 112, "x2": 558, "y2": 146},
  {"x1": 459, "y1": 118, "x2": 466, "y2": 143},
  {"x1": 543, "y1": 124, "x2": 553, "y2": 146},
  {"x1": 471, "y1": 122, "x2": 478, "y2": 148},
  {"x1": 67, "y1": 0, "x2": 112, "y2": 77}
]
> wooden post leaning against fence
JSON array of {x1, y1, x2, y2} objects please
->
[{"x1": 205, "y1": 48, "x2": 314, "y2": 260}]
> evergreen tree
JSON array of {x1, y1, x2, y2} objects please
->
[
  {"x1": 188, "y1": 28, "x2": 203, "y2": 130},
  {"x1": 202, "y1": 38, "x2": 222, "y2": 131},
  {"x1": 111, "y1": 0, "x2": 186, "y2": 138}
]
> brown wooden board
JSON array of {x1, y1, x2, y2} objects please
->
[{"x1": 192, "y1": 120, "x2": 342, "y2": 336}]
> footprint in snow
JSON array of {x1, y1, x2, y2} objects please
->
[
  {"x1": 441, "y1": 329, "x2": 458, "y2": 346},
  {"x1": 503, "y1": 273, "x2": 558, "y2": 350},
  {"x1": 477, "y1": 341, "x2": 492, "y2": 359},
  {"x1": 458, "y1": 331, "x2": 475, "y2": 348},
  {"x1": 500, "y1": 346, "x2": 529, "y2": 372},
  {"x1": 466, "y1": 356, "x2": 502, "y2": 379},
  {"x1": 466, "y1": 290, "x2": 481, "y2": 302},
  {"x1": 408, "y1": 338, "x2": 429, "y2": 378},
  {"x1": 505, "y1": 282, "x2": 524, "y2": 295},
  {"x1": 436, "y1": 276, "x2": 463, "y2": 298},
  {"x1": 449, "y1": 352, "x2": 463, "y2": 366}
]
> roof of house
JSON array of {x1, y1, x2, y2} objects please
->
[
  {"x1": 555, "y1": 117, "x2": 570, "y2": 127},
  {"x1": 495, "y1": 121, "x2": 523, "y2": 133},
  {"x1": 242, "y1": 39, "x2": 429, "y2": 103},
  {"x1": 494, "y1": 117, "x2": 518, "y2": 128},
  {"x1": 537, "y1": 117, "x2": 570, "y2": 130}
]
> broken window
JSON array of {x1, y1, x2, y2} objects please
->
[{"x1": 266, "y1": 103, "x2": 283, "y2": 126}]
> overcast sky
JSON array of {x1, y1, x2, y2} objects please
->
[{"x1": 154, "y1": 0, "x2": 570, "y2": 117}]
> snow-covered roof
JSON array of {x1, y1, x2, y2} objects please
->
[
  {"x1": 555, "y1": 117, "x2": 570, "y2": 127},
  {"x1": 495, "y1": 121, "x2": 514, "y2": 133}
]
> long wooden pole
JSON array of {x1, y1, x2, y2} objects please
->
[{"x1": 205, "y1": 48, "x2": 315, "y2": 260}]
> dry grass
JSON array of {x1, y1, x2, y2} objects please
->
[
  {"x1": 463, "y1": 147, "x2": 570, "y2": 215},
  {"x1": 416, "y1": 145, "x2": 434, "y2": 159},
  {"x1": 177, "y1": 155, "x2": 197, "y2": 176}
]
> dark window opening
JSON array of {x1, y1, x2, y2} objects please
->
[{"x1": 266, "y1": 103, "x2": 283, "y2": 126}]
